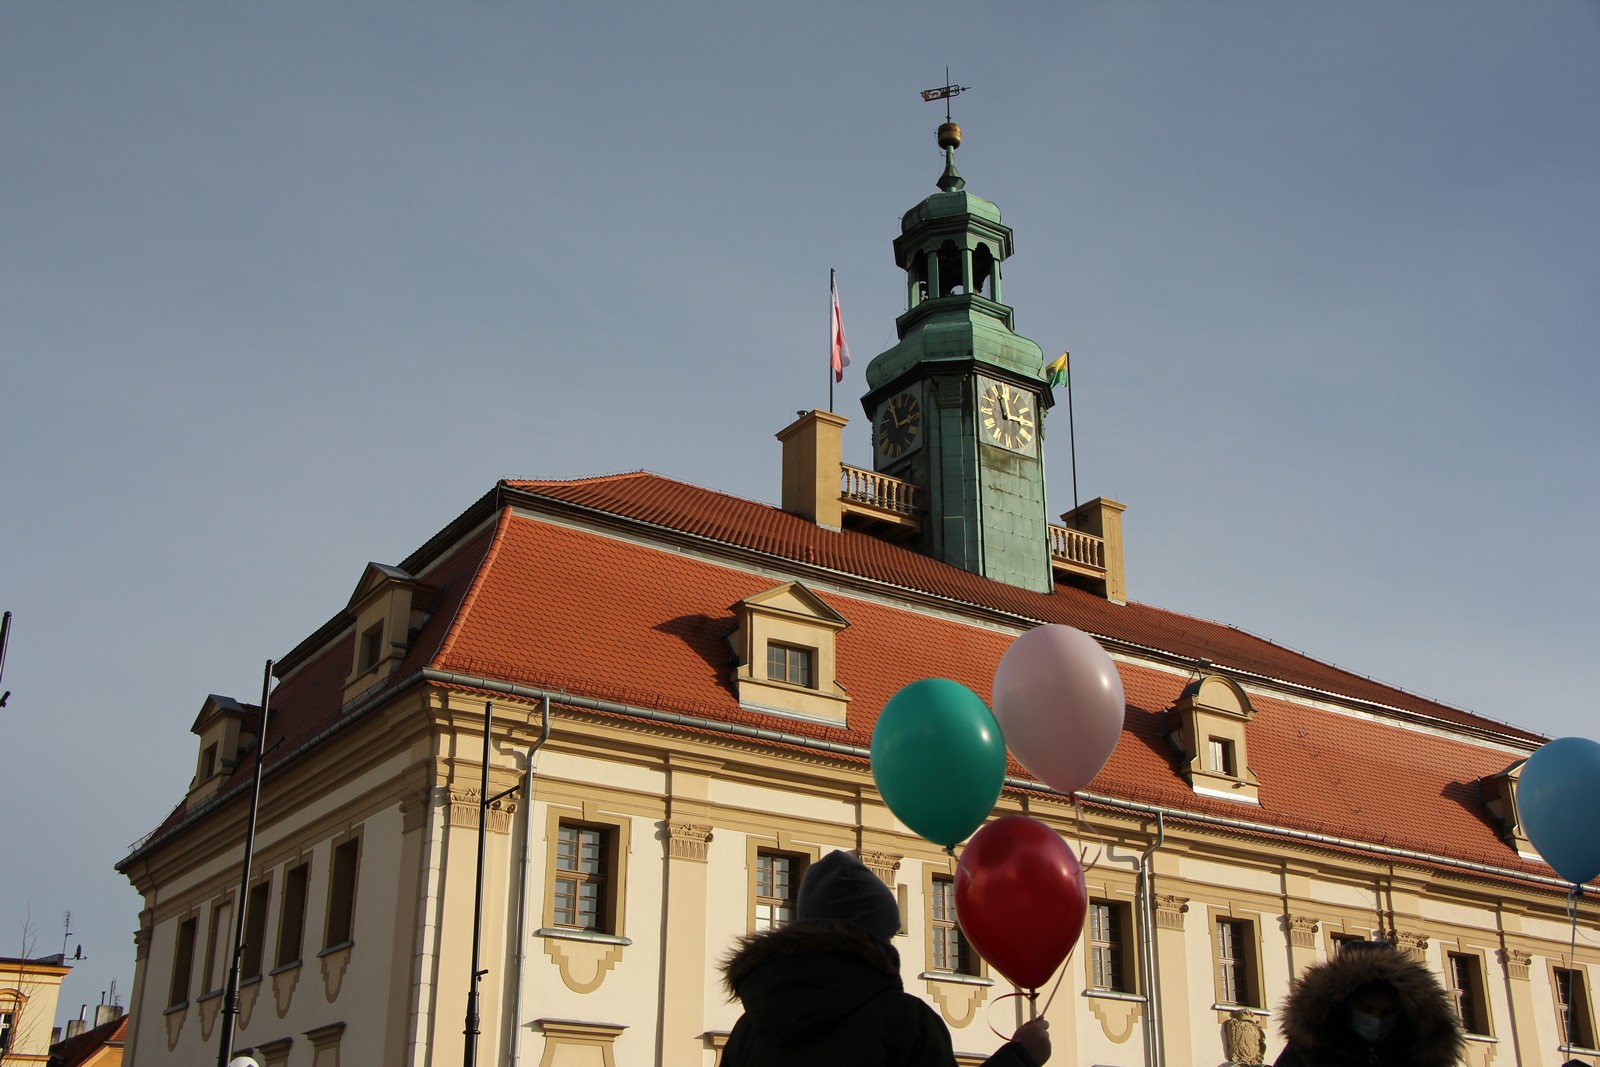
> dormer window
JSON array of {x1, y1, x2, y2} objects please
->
[
  {"x1": 728, "y1": 583, "x2": 850, "y2": 726},
  {"x1": 1167, "y1": 673, "x2": 1260, "y2": 804},
  {"x1": 1208, "y1": 736, "x2": 1236, "y2": 776},
  {"x1": 1482, "y1": 760, "x2": 1539, "y2": 860},
  {"x1": 767, "y1": 643, "x2": 814, "y2": 688},
  {"x1": 185, "y1": 694, "x2": 257, "y2": 805},
  {"x1": 360, "y1": 623, "x2": 384, "y2": 673},
  {"x1": 341, "y1": 563, "x2": 437, "y2": 704}
]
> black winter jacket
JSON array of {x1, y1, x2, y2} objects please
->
[
  {"x1": 1274, "y1": 946, "x2": 1465, "y2": 1067},
  {"x1": 720, "y1": 921, "x2": 1039, "y2": 1067}
]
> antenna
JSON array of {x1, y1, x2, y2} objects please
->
[{"x1": 62, "y1": 910, "x2": 72, "y2": 957}]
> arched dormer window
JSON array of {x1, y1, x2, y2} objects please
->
[{"x1": 1166, "y1": 674, "x2": 1260, "y2": 804}]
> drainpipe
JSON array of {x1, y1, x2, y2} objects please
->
[
  {"x1": 505, "y1": 697, "x2": 551, "y2": 1067},
  {"x1": 1136, "y1": 813, "x2": 1166, "y2": 1067}
]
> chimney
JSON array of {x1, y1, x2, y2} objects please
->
[
  {"x1": 95, "y1": 1003, "x2": 122, "y2": 1027},
  {"x1": 1060, "y1": 497, "x2": 1128, "y2": 604},
  {"x1": 66, "y1": 1018, "x2": 87, "y2": 1039},
  {"x1": 777, "y1": 410, "x2": 847, "y2": 529}
]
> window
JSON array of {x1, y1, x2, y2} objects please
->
[
  {"x1": 0, "y1": 1009, "x2": 14, "y2": 1053},
  {"x1": 203, "y1": 897, "x2": 233, "y2": 994},
  {"x1": 1089, "y1": 901, "x2": 1133, "y2": 992},
  {"x1": 930, "y1": 876, "x2": 975, "y2": 974},
  {"x1": 241, "y1": 880, "x2": 270, "y2": 980},
  {"x1": 1208, "y1": 737, "x2": 1236, "y2": 776},
  {"x1": 754, "y1": 850, "x2": 805, "y2": 931},
  {"x1": 168, "y1": 917, "x2": 198, "y2": 1007},
  {"x1": 1331, "y1": 932, "x2": 1366, "y2": 954},
  {"x1": 324, "y1": 838, "x2": 360, "y2": 948},
  {"x1": 200, "y1": 743, "x2": 218, "y2": 781},
  {"x1": 1555, "y1": 967, "x2": 1596, "y2": 1050},
  {"x1": 766, "y1": 643, "x2": 814, "y2": 688},
  {"x1": 1445, "y1": 953, "x2": 1488, "y2": 1035},
  {"x1": 275, "y1": 862, "x2": 309, "y2": 968},
  {"x1": 359, "y1": 623, "x2": 383, "y2": 672},
  {"x1": 1216, "y1": 918, "x2": 1259, "y2": 1007},
  {"x1": 554, "y1": 822, "x2": 614, "y2": 932}
]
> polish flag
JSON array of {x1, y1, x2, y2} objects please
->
[{"x1": 831, "y1": 273, "x2": 851, "y2": 383}]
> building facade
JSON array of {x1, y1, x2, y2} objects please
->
[{"x1": 117, "y1": 133, "x2": 1596, "y2": 1067}]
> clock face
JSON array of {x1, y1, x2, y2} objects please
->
[
  {"x1": 876, "y1": 390, "x2": 923, "y2": 461},
  {"x1": 978, "y1": 381, "x2": 1036, "y2": 453}
]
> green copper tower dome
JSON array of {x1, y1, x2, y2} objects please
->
[{"x1": 862, "y1": 124, "x2": 1054, "y2": 593}]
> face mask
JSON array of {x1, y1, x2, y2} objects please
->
[{"x1": 1350, "y1": 1009, "x2": 1397, "y2": 1043}]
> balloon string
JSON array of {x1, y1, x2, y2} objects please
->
[
  {"x1": 1571, "y1": 885, "x2": 1581, "y2": 981},
  {"x1": 1037, "y1": 939, "x2": 1076, "y2": 1016},
  {"x1": 983, "y1": 992, "x2": 1031, "y2": 1043}
]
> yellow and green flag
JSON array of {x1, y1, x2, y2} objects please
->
[{"x1": 1046, "y1": 352, "x2": 1070, "y2": 388}]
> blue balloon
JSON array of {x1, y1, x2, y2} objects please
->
[{"x1": 1519, "y1": 736, "x2": 1600, "y2": 886}]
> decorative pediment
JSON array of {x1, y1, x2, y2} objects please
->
[
  {"x1": 1167, "y1": 673, "x2": 1260, "y2": 804},
  {"x1": 727, "y1": 582, "x2": 850, "y2": 725}
]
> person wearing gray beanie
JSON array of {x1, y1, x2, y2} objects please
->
[{"x1": 720, "y1": 850, "x2": 1051, "y2": 1067}]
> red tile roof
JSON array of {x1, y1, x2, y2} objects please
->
[
  {"x1": 50, "y1": 1012, "x2": 127, "y2": 1067},
  {"x1": 124, "y1": 471, "x2": 1554, "y2": 886}
]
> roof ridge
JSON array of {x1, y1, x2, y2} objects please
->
[{"x1": 504, "y1": 469, "x2": 785, "y2": 512}]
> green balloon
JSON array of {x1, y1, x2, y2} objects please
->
[{"x1": 870, "y1": 678, "x2": 1006, "y2": 847}]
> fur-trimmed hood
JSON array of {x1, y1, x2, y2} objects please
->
[
  {"x1": 1278, "y1": 946, "x2": 1465, "y2": 1067},
  {"x1": 721, "y1": 921, "x2": 903, "y2": 1045}
]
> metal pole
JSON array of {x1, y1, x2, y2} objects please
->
[
  {"x1": 0, "y1": 610, "x2": 13, "y2": 708},
  {"x1": 216, "y1": 660, "x2": 274, "y2": 1067},
  {"x1": 464, "y1": 700, "x2": 493, "y2": 1067}
]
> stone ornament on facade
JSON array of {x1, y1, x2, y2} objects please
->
[
  {"x1": 320, "y1": 943, "x2": 353, "y2": 1003},
  {"x1": 537, "y1": 1019, "x2": 625, "y2": 1067},
  {"x1": 237, "y1": 978, "x2": 260, "y2": 1030},
  {"x1": 1285, "y1": 914, "x2": 1319, "y2": 948},
  {"x1": 1384, "y1": 929, "x2": 1428, "y2": 962},
  {"x1": 198, "y1": 992, "x2": 221, "y2": 1040},
  {"x1": 135, "y1": 909, "x2": 154, "y2": 961},
  {"x1": 448, "y1": 787, "x2": 517, "y2": 833},
  {"x1": 1087, "y1": 995, "x2": 1142, "y2": 1043},
  {"x1": 399, "y1": 785, "x2": 436, "y2": 834},
  {"x1": 666, "y1": 821, "x2": 713, "y2": 861},
  {"x1": 163, "y1": 1003, "x2": 187, "y2": 1051},
  {"x1": 1222, "y1": 1008, "x2": 1266, "y2": 1064},
  {"x1": 255, "y1": 1035, "x2": 293, "y2": 1067},
  {"x1": 272, "y1": 962, "x2": 300, "y2": 1019},
  {"x1": 1502, "y1": 947, "x2": 1532, "y2": 980},
  {"x1": 857, "y1": 849, "x2": 903, "y2": 885},
  {"x1": 304, "y1": 1020, "x2": 345, "y2": 1067},
  {"x1": 1156, "y1": 895, "x2": 1190, "y2": 930},
  {"x1": 543, "y1": 935, "x2": 627, "y2": 994},
  {"x1": 925, "y1": 977, "x2": 987, "y2": 1027}
]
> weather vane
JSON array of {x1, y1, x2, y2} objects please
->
[{"x1": 919, "y1": 67, "x2": 971, "y2": 123}]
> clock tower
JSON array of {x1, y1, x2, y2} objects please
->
[{"x1": 862, "y1": 122, "x2": 1054, "y2": 592}]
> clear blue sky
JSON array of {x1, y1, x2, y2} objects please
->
[{"x1": 3, "y1": 1, "x2": 1597, "y2": 1025}]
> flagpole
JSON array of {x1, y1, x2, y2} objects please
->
[{"x1": 828, "y1": 268, "x2": 835, "y2": 414}]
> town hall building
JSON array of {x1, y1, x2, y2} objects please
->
[{"x1": 116, "y1": 122, "x2": 1596, "y2": 1067}]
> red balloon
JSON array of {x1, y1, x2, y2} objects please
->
[{"x1": 954, "y1": 815, "x2": 1087, "y2": 990}]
